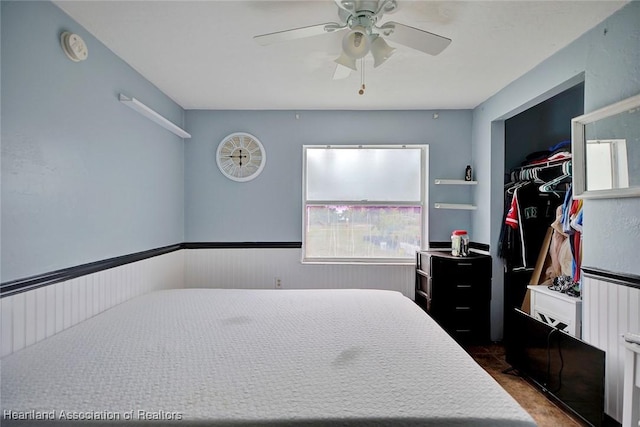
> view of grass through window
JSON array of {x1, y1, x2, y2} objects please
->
[{"x1": 305, "y1": 205, "x2": 422, "y2": 259}]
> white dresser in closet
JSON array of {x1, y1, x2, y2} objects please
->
[{"x1": 527, "y1": 285, "x2": 582, "y2": 338}]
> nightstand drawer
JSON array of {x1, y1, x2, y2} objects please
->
[
  {"x1": 449, "y1": 260, "x2": 476, "y2": 277},
  {"x1": 432, "y1": 256, "x2": 491, "y2": 280},
  {"x1": 452, "y1": 281, "x2": 490, "y2": 302},
  {"x1": 453, "y1": 305, "x2": 474, "y2": 327}
]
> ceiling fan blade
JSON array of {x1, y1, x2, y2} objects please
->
[
  {"x1": 332, "y1": 64, "x2": 352, "y2": 80},
  {"x1": 379, "y1": 22, "x2": 451, "y2": 55},
  {"x1": 254, "y1": 22, "x2": 344, "y2": 46}
]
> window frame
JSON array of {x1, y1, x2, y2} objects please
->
[{"x1": 301, "y1": 144, "x2": 429, "y2": 265}]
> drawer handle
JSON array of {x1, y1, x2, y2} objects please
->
[
  {"x1": 457, "y1": 262, "x2": 473, "y2": 266},
  {"x1": 456, "y1": 284, "x2": 472, "y2": 289},
  {"x1": 455, "y1": 329, "x2": 472, "y2": 333},
  {"x1": 455, "y1": 306, "x2": 471, "y2": 310}
]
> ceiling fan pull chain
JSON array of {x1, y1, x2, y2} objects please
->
[{"x1": 359, "y1": 58, "x2": 366, "y2": 95}]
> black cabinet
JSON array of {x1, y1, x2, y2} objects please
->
[
  {"x1": 505, "y1": 309, "x2": 604, "y2": 426},
  {"x1": 415, "y1": 251, "x2": 492, "y2": 343}
]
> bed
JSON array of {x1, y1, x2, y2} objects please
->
[{"x1": 1, "y1": 288, "x2": 535, "y2": 426}]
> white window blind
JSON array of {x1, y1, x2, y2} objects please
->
[{"x1": 306, "y1": 148, "x2": 422, "y2": 201}]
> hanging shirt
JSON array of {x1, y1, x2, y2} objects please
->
[
  {"x1": 499, "y1": 183, "x2": 524, "y2": 269},
  {"x1": 505, "y1": 188, "x2": 520, "y2": 229},
  {"x1": 561, "y1": 186, "x2": 573, "y2": 234},
  {"x1": 570, "y1": 202, "x2": 583, "y2": 283},
  {"x1": 515, "y1": 183, "x2": 563, "y2": 268}
]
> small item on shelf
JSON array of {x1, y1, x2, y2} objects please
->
[
  {"x1": 548, "y1": 275, "x2": 580, "y2": 297},
  {"x1": 465, "y1": 165, "x2": 472, "y2": 181},
  {"x1": 451, "y1": 230, "x2": 469, "y2": 257}
]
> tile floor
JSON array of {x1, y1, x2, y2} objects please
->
[{"x1": 467, "y1": 343, "x2": 588, "y2": 427}]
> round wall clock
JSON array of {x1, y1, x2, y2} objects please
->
[{"x1": 216, "y1": 132, "x2": 266, "y2": 182}]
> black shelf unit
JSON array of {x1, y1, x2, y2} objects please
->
[{"x1": 415, "y1": 250, "x2": 492, "y2": 344}]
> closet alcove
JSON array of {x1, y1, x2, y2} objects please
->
[{"x1": 502, "y1": 81, "x2": 584, "y2": 315}]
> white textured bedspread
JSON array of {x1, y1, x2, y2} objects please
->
[{"x1": 1, "y1": 289, "x2": 535, "y2": 426}]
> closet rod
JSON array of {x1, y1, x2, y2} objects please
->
[{"x1": 511, "y1": 158, "x2": 571, "y2": 173}]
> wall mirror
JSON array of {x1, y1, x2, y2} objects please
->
[{"x1": 572, "y1": 93, "x2": 640, "y2": 199}]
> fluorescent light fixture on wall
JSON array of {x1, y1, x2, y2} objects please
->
[{"x1": 119, "y1": 94, "x2": 191, "y2": 139}]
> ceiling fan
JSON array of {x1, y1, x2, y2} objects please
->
[{"x1": 253, "y1": 0, "x2": 452, "y2": 81}]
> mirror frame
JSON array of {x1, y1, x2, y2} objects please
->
[{"x1": 572, "y1": 93, "x2": 640, "y2": 199}]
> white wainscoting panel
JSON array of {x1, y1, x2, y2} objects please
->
[
  {"x1": 582, "y1": 275, "x2": 640, "y2": 423},
  {"x1": 184, "y1": 248, "x2": 415, "y2": 298},
  {"x1": 0, "y1": 250, "x2": 184, "y2": 358}
]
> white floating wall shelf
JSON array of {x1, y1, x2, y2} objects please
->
[
  {"x1": 119, "y1": 94, "x2": 191, "y2": 139},
  {"x1": 434, "y1": 179, "x2": 478, "y2": 185},
  {"x1": 434, "y1": 203, "x2": 477, "y2": 210}
]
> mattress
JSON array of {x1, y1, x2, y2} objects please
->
[{"x1": 1, "y1": 288, "x2": 535, "y2": 426}]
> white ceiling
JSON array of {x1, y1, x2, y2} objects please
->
[{"x1": 54, "y1": 0, "x2": 628, "y2": 110}]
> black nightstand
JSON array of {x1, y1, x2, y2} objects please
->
[{"x1": 415, "y1": 250, "x2": 492, "y2": 344}]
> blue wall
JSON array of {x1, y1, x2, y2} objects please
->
[
  {"x1": 1, "y1": 1, "x2": 185, "y2": 282},
  {"x1": 472, "y1": 1, "x2": 640, "y2": 338},
  {"x1": 185, "y1": 110, "x2": 473, "y2": 243}
]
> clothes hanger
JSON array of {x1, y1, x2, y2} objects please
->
[{"x1": 539, "y1": 173, "x2": 571, "y2": 195}]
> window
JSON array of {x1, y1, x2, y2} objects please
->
[
  {"x1": 586, "y1": 139, "x2": 629, "y2": 190},
  {"x1": 302, "y1": 145, "x2": 428, "y2": 263}
]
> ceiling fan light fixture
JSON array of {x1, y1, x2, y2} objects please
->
[
  {"x1": 334, "y1": 52, "x2": 358, "y2": 71},
  {"x1": 252, "y1": 0, "x2": 452, "y2": 83},
  {"x1": 371, "y1": 35, "x2": 395, "y2": 67},
  {"x1": 342, "y1": 25, "x2": 371, "y2": 59}
]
